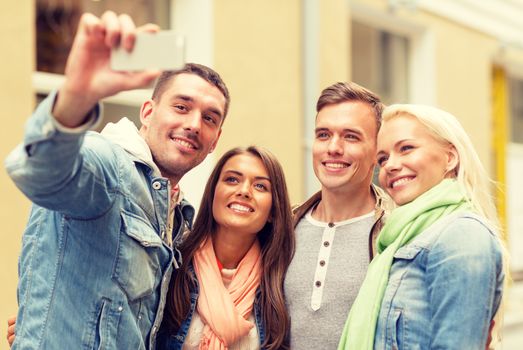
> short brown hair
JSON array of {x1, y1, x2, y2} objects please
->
[
  {"x1": 316, "y1": 82, "x2": 384, "y2": 130},
  {"x1": 151, "y1": 63, "x2": 231, "y2": 118}
]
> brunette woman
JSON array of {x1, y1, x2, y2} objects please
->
[{"x1": 158, "y1": 146, "x2": 294, "y2": 350}]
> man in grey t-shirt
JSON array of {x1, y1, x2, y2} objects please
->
[{"x1": 285, "y1": 82, "x2": 390, "y2": 349}]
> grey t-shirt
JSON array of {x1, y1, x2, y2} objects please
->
[{"x1": 285, "y1": 209, "x2": 374, "y2": 349}]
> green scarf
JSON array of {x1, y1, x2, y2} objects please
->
[{"x1": 337, "y1": 179, "x2": 471, "y2": 349}]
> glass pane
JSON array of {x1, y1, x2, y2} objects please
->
[
  {"x1": 36, "y1": 0, "x2": 171, "y2": 74},
  {"x1": 351, "y1": 20, "x2": 409, "y2": 105},
  {"x1": 509, "y1": 77, "x2": 523, "y2": 143}
]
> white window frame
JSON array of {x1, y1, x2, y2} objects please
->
[{"x1": 350, "y1": 1, "x2": 436, "y2": 105}]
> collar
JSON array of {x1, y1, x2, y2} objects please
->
[{"x1": 100, "y1": 117, "x2": 162, "y2": 177}]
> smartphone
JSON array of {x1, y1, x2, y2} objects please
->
[{"x1": 111, "y1": 31, "x2": 185, "y2": 71}]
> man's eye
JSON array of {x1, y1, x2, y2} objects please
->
[
  {"x1": 316, "y1": 133, "x2": 329, "y2": 139},
  {"x1": 174, "y1": 105, "x2": 188, "y2": 112},
  {"x1": 203, "y1": 115, "x2": 217, "y2": 125},
  {"x1": 345, "y1": 134, "x2": 359, "y2": 140}
]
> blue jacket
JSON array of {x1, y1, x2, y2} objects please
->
[
  {"x1": 5, "y1": 92, "x2": 194, "y2": 350},
  {"x1": 157, "y1": 266, "x2": 266, "y2": 349},
  {"x1": 374, "y1": 212, "x2": 504, "y2": 350}
]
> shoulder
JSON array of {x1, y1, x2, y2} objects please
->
[
  {"x1": 429, "y1": 212, "x2": 501, "y2": 258},
  {"x1": 292, "y1": 191, "x2": 321, "y2": 228}
]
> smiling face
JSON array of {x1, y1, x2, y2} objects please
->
[
  {"x1": 377, "y1": 114, "x2": 458, "y2": 205},
  {"x1": 140, "y1": 73, "x2": 226, "y2": 183},
  {"x1": 212, "y1": 153, "x2": 273, "y2": 238},
  {"x1": 312, "y1": 101, "x2": 378, "y2": 194}
]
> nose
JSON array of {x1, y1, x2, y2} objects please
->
[
  {"x1": 327, "y1": 135, "x2": 343, "y2": 156},
  {"x1": 383, "y1": 153, "x2": 401, "y2": 173},
  {"x1": 183, "y1": 112, "x2": 202, "y2": 134},
  {"x1": 235, "y1": 181, "x2": 251, "y2": 199}
]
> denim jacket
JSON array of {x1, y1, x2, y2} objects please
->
[
  {"x1": 5, "y1": 92, "x2": 194, "y2": 350},
  {"x1": 157, "y1": 265, "x2": 266, "y2": 350},
  {"x1": 374, "y1": 212, "x2": 504, "y2": 350}
]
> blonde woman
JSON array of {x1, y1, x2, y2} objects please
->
[{"x1": 339, "y1": 104, "x2": 505, "y2": 349}]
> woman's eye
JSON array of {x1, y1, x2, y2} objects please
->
[
  {"x1": 377, "y1": 156, "x2": 388, "y2": 166},
  {"x1": 254, "y1": 183, "x2": 268, "y2": 191},
  {"x1": 224, "y1": 176, "x2": 239, "y2": 184},
  {"x1": 400, "y1": 145, "x2": 414, "y2": 152}
]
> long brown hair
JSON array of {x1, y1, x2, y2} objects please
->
[{"x1": 162, "y1": 146, "x2": 295, "y2": 349}]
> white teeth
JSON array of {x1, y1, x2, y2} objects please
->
[
  {"x1": 324, "y1": 162, "x2": 349, "y2": 169},
  {"x1": 392, "y1": 177, "x2": 413, "y2": 188},
  {"x1": 229, "y1": 203, "x2": 253, "y2": 212},
  {"x1": 174, "y1": 138, "x2": 195, "y2": 149}
]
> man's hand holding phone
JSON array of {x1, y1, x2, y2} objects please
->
[
  {"x1": 54, "y1": 11, "x2": 163, "y2": 128},
  {"x1": 111, "y1": 31, "x2": 184, "y2": 71}
]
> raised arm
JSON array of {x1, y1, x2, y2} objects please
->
[
  {"x1": 54, "y1": 11, "x2": 159, "y2": 127},
  {"x1": 5, "y1": 12, "x2": 161, "y2": 217}
]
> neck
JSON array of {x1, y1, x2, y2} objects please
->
[
  {"x1": 313, "y1": 184, "x2": 376, "y2": 223},
  {"x1": 212, "y1": 229, "x2": 257, "y2": 269}
]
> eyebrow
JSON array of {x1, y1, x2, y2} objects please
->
[
  {"x1": 223, "y1": 170, "x2": 271, "y2": 182},
  {"x1": 376, "y1": 139, "x2": 413, "y2": 155},
  {"x1": 315, "y1": 127, "x2": 363, "y2": 135},
  {"x1": 172, "y1": 94, "x2": 224, "y2": 119}
]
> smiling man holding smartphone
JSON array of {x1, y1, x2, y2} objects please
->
[{"x1": 5, "y1": 11, "x2": 229, "y2": 349}]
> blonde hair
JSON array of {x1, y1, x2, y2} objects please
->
[{"x1": 382, "y1": 104, "x2": 508, "y2": 348}]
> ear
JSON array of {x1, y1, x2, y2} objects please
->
[
  {"x1": 139, "y1": 100, "x2": 155, "y2": 128},
  {"x1": 445, "y1": 145, "x2": 459, "y2": 177},
  {"x1": 208, "y1": 128, "x2": 222, "y2": 154}
]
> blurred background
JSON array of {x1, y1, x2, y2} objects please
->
[{"x1": 1, "y1": 0, "x2": 522, "y2": 348}]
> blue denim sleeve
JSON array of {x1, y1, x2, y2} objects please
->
[
  {"x1": 426, "y1": 216, "x2": 503, "y2": 349},
  {"x1": 4, "y1": 91, "x2": 117, "y2": 219}
]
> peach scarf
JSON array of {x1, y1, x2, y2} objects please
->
[{"x1": 193, "y1": 236, "x2": 262, "y2": 350}]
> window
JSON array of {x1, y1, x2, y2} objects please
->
[
  {"x1": 507, "y1": 75, "x2": 523, "y2": 276},
  {"x1": 34, "y1": 0, "x2": 169, "y2": 128},
  {"x1": 509, "y1": 77, "x2": 523, "y2": 144},
  {"x1": 351, "y1": 20, "x2": 410, "y2": 105},
  {"x1": 36, "y1": 0, "x2": 171, "y2": 75}
]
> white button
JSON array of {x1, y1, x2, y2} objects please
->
[
  {"x1": 138, "y1": 315, "x2": 142, "y2": 320},
  {"x1": 117, "y1": 306, "x2": 123, "y2": 312},
  {"x1": 152, "y1": 181, "x2": 162, "y2": 190},
  {"x1": 152, "y1": 326, "x2": 157, "y2": 333}
]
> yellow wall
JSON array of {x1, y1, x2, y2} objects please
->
[
  {"x1": 213, "y1": 0, "x2": 303, "y2": 203},
  {"x1": 429, "y1": 18, "x2": 498, "y2": 172},
  {"x1": 319, "y1": 0, "x2": 350, "y2": 88},
  {"x1": 0, "y1": 2, "x2": 34, "y2": 347}
]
